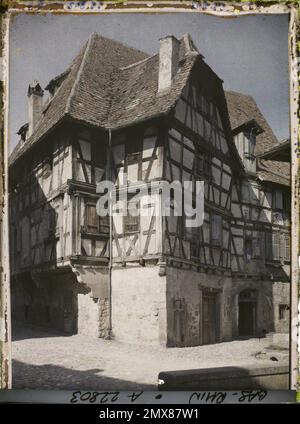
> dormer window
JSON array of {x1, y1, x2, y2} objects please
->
[
  {"x1": 233, "y1": 119, "x2": 263, "y2": 174},
  {"x1": 244, "y1": 131, "x2": 256, "y2": 160}
]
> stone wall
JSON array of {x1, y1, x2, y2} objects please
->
[
  {"x1": 166, "y1": 266, "x2": 232, "y2": 346},
  {"x1": 111, "y1": 264, "x2": 167, "y2": 345},
  {"x1": 272, "y1": 281, "x2": 290, "y2": 333},
  {"x1": 11, "y1": 265, "x2": 289, "y2": 344},
  {"x1": 165, "y1": 267, "x2": 290, "y2": 346}
]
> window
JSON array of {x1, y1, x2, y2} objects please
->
[
  {"x1": 126, "y1": 152, "x2": 142, "y2": 182},
  {"x1": 99, "y1": 215, "x2": 109, "y2": 235},
  {"x1": 85, "y1": 204, "x2": 99, "y2": 233},
  {"x1": 124, "y1": 200, "x2": 140, "y2": 233},
  {"x1": 279, "y1": 304, "x2": 289, "y2": 320},
  {"x1": 265, "y1": 232, "x2": 290, "y2": 262},
  {"x1": 211, "y1": 214, "x2": 222, "y2": 247},
  {"x1": 195, "y1": 153, "x2": 204, "y2": 175},
  {"x1": 85, "y1": 203, "x2": 109, "y2": 234},
  {"x1": 265, "y1": 232, "x2": 272, "y2": 260},
  {"x1": 272, "y1": 233, "x2": 280, "y2": 260},
  {"x1": 274, "y1": 190, "x2": 283, "y2": 209},
  {"x1": 244, "y1": 132, "x2": 256, "y2": 158},
  {"x1": 282, "y1": 192, "x2": 291, "y2": 212},
  {"x1": 252, "y1": 234, "x2": 262, "y2": 259},
  {"x1": 245, "y1": 238, "x2": 252, "y2": 262},
  {"x1": 190, "y1": 240, "x2": 199, "y2": 258}
]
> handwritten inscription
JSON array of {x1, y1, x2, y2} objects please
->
[
  {"x1": 70, "y1": 389, "x2": 268, "y2": 404},
  {"x1": 189, "y1": 390, "x2": 268, "y2": 404},
  {"x1": 70, "y1": 391, "x2": 120, "y2": 404}
]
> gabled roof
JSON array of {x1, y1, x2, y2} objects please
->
[
  {"x1": 257, "y1": 160, "x2": 290, "y2": 187},
  {"x1": 225, "y1": 90, "x2": 290, "y2": 187},
  {"x1": 258, "y1": 139, "x2": 290, "y2": 162},
  {"x1": 225, "y1": 91, "x2": 279, "y2": 155},
  {"x1": 10, "y1": 32, "x2": 198, "y2": 165}
]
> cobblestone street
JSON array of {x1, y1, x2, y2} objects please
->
[{"x1": 12, "y1": 326, "x2": 288, "y2": 390}]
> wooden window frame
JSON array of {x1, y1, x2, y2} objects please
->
[
  {"x1": 84, "y1": 203, "x2": 109, "y2": 235},
  {"x1": 124, "y1": 200, "x2": 140, "y2": 234},
  {"x1": 274, "y1": 189, "x2": 283, "y2": 210}
]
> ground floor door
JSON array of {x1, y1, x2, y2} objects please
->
[
  {"x1": 238, "y1": 301, "x2": 256, "y2": 337},
  {"x1": 202, "y1": 292, "x2": 218, "y2": 345}
]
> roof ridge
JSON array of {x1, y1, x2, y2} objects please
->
[
  {"x1": 119, "y1": 53, "x2": 157, "y2": 71},
  {"x1": 65, "y1": 33, "x2": 96, "y2": 115},
  {"x1": 93, "y1": 32, "x2": 148, "y2": 60}
]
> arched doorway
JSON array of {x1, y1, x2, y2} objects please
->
[{"x1": 238, "y1": 289, "x2": 257, "y2": 337}]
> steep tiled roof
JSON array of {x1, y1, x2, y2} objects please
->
[
  {"x1": 108, "y1": 52, "x2": 197, "y2": 129},
  {"x1": 225, "y1": 91, "x2": 279, "y2": 155},
  {"x1": 10, "y1": 32, "x2": 197, "y2": 165},
  {"x1": 257, "y1": 160, "x2": 290, "y2": 187}
]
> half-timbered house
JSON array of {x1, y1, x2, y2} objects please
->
[{"x1": 9, "y1": 33, "x2": 290, "y2": 346}]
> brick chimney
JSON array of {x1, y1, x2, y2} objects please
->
[
  {"x1": 28, "y1": 80, "x2": 44, "y2": 136},
  {"x1": 158, "y1": 35, "x2": 180, "y2": 94}
]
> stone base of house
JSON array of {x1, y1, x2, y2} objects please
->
[{"x1": 11, "y1": 264, "x2": 290, "y2": 345}]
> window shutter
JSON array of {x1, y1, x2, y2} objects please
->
[
  {"x1": 279, "y1": 233, "x2": 286, "y2": 261},
  {"x1": 265, "y1": 232, "x2": 272, "y2": 260},
  {"x1": 272, "y1": 233, "x2": 280, "y2": 260},
  {"x1": 86, "y1": 204, "x2": 98, "y2": 233},
  {"x1": 285, "y1": 234, "x2": 290, "y2": 261}
]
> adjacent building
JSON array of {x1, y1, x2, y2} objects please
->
[{"x1": 9, "y1": 33, "x2": 290, "y2": 346}]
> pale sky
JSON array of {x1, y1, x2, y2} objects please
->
[{"x1": 9, "y1": 13, "x2": 289, "y2": 150}]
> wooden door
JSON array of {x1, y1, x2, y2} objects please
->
[
  {"x1": 238, "y1": 301, "x2": 255, "y2": 336},
  {"x1": 202, "y1": 293, "x2": 218, "y2": 345}
]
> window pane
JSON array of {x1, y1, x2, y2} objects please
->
[
  {"x1": 124, "y1": 201, "x2": 139, "y2": 233},
  {"x1": 275, "y1": 190, "x2": 283, "y2": 209},
  {"x1": 211, "y1": 214, "x2": 222, "y2": 246}
]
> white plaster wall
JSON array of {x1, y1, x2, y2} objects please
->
[
  {"x1": 111, "y1": 265, "x2": 167, "y2": 345},
  {"x1": 77, "y1": 293, "x2": 100, "y2": 338}
]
